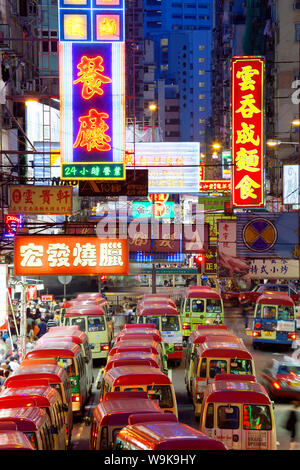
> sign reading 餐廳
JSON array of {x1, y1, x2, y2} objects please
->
[
  {"x1": 231, "y1": 56, "x2": 264, "y2": 207},
  {"x1": 59, "y1": 0, "x2": 125, "y2": 174},
  {"x1": 14, "y1": 236, "x2": 129, "y2": 276}
]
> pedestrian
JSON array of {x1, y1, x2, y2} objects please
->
[
  {"x1": 46, "y1": 314, "x2": 58, "y2": 330},
  {"x1": 37, "y1": 318, "x2": 47, "y2": 338},
  {"x1": 8, "y1": 355, "x2": 20, "y2": 372},
  {"x1": 285, "y1": 401, "x2": 300, "y2": 449}
]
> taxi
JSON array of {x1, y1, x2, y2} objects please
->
[{"x1": 260, "y1": 357, "x2": 300, "y2": 401}]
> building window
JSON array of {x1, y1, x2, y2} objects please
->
[
  {"x1": 41, "y1": 30, "x2": 58, "y2": 53},
  {"x1": 199, "y1": 94, "x2": 205, "y2": 99},
  {"x1": 199, "y1": 82, "x2": 205, "y2": 87},
  {"x1": 199, "y1": 118, "x2": 205, "y2": 123},
  {"x1": 199, "y1": 45, "x2": 205, "y2": 50},
  {"x1": 199, "y1": 106, "x2": 205, "y2": 111},
  {"x1": 296, "y1": 24, "x2": 300, "y2": 41},
  {"x1": 198, "y1": 70, "x2": 205, "y2": 75},
  {"x1": 199, "y1": 130, "x2": 205, "y2": 135},
  {"x1": 161, "y1": 64, "x2": 168, "y2": 71},
  {"x1": 161, "y1": 38, "x2": 168, "y2": 46},
  {"x1": 199, "y1": 57, "x2": 205, "y2": 62}
]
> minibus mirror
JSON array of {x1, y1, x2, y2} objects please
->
[
  {"x1": 62, "y1": 404, "x2": 69, "y2": 412},
  {"x1": 224, "y1": 407, "x2": 234, "y2": 414},
  {"x1": 51, "y1": 425, "x2": 58, "y2": 435},
  {"x1": 85, "y1": 357, "x2": 89, "y2": 364},
  {"x1": 190, "y1": 353, "x2": 195, "y2": 361},
  {"x1": 271, "y1": 401, "x2": 275, "y2": 410},
  {"x1": 84, "y1": 416, "x2": 91, "y2": 426},
  {"x1": 97, "y1": 381, "x2": 102, "y2": 390}
]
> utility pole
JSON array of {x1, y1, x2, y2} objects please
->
[{"x1": 19, "y1": 276, "x2": 27, "y2": 359}]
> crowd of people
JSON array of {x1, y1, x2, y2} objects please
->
[{"x1": 0, "y1": 297, "x2": 65, "y2": 389}]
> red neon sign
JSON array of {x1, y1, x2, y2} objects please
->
[
  {"x1": 74, "y1": 109, "x2": 111, "y2": 152},
  {"x1": 73, "y1": 55, "x2": 112, "y2": 100},
  {"x1": 231, "y1": 56, "x2": 264, "y2": 207}
]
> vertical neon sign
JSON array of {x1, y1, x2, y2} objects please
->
[
  {"x1": 58, "y1": 0, "x2": 125, "y2": 167},
  {"x1": 231, "y1": 56, "x2": 264, "y2": 208}
]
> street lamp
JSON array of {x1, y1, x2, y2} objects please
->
[
  {"x1": 148, "y1": 103, "x2": 157, "y2": 142},
  {"x1": 266, "y1": 139, "x2": 298, "y2": 147},
  {"x1": 212, "y1": 142, "x2": 222, "y2": 150}
]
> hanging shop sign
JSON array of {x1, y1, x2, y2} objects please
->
[
  {"x1": 14, "y1": 236, "x2": 129, "y2": 276},
  {"x1": 9, "y1": 185, "x2": 73, "y2": 215},
  {"x1": 59, "y1": 0, "x2": 125, "y2": 178},
  {"x1": 153, "y1": 223, "x2": 181, "y2": 253},
  {"x1": 203, "y1": 245, "x2": 217, "y2": 275},
  {"x1": 26, "y1": 285, "x2": 37, "y2": 301},
  {"x1": 78, "y1": 169, "x2": 148, "y2": 196},
  {"x1": 40, "y1": 294, "x2": 54, "y2": 303},
  {"x1": 231, "y1": 56, "x2": 265, "y2": 207},
  {"x1": 283, "y1": 165, "x2": 299, "y2": 206}
]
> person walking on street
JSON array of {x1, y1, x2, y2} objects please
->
[{"x1": 285, "y1": 401, "x2": 300, "y2": 449}]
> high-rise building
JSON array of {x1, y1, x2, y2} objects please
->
[{"x1": 144, "y1": 0, "x2": 213, "y2": 143}]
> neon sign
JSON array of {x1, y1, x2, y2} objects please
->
[{"x1": 5, "y1": 214, "x2": 22, "y2": 238}]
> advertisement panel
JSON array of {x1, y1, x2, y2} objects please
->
[
  {"x1": 78, "y1": 169, "x2": 148, "y2": 196},
  {"x1": 14, "y1": 236, "x2": 129, "y2": 276},
  {"x1": 125, "y1": 142, "x2": 200, "y2": 194},
  {"x1": 231, "y1": 56, "x2": 264, "y2": 207},
  {"x1": 9, "y1": 185, "x2": 73, "y2": 215},
  {"x1": 236, "y1": 213, "x2": 298, "y2": 258},
  {"x1": 248, "y1": 259, "x2": 299, "y2": 279},
  {"x1": 199, "y1": 180, "x2": 231, "y2": 192}
]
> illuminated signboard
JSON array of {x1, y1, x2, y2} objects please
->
[
  {"x1": 221, "y1": 150, "x2": 231, "y2": 179},
  {"x1": 231, "y1": 56, "x2": 264, "y2": 207},
  {"x1": 283, "y1": 165, "x2": 299, "y2": 206},
  {"x1": 132, "y1": 201, "x2": 175, "y2": 219},
  {"x1": 61, "y1": 162, "x2": 125, "y2": 180},
  {"x1": 9, "y1": 185, "x2": 73, "y2": 215},
  {"x1": 199, "y1": 180, "x2": 231, "y2": 192},
  {"x1": 14, "y1": 236, "x2": 129, "y2": 276},
  {"x1": 59, "y1": 0, "x2": 125, "y2": 174},
  {"x1": 4, "y1": 214, "x2": 23, "y2": 238},
  {"x1": 125, "y1": 142, "x2": 200, "y2": 194}
]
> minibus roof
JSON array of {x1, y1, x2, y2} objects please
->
[
  {"x1": 76, "y1": 292, "x2": 104, "y2": 300},
  {"x1": 143, "y1": 294, "x2": 170, "y2": 299},
  {"x1": 108, "y1": 351, "x2": 159, "y2": 363},
  {"x1": 124, "y1": 323, "x2": 156, "y2": 330},
  {"x1": 45, "y1": 328, "x2": 88, "y2": 343},
  {"x1": 187, "y1": 290, "x2": 221, "y2": 299},
  {"x1": 192, "y1": 333, "x2": 239, "y2": 345},
  {"x1": 25, "y1": 341, "x2": 81, "y2": 359},
  {"x1": 0, "y1": 407, "x2": 49, "y2": 432},
  {"x1": 109, "y1": 344, "x2": 159, "y2": 357},
  {"x1": 137, "y1": 305, "x2": 178, "y2": 316},
  {"x1": 188, "y1": 285, "x2": 213, "y2": 291},
  {"x1": 196, "y1": 339, "x2": 252, "y2": 360},
  {"x1": 0, "y1": 385, "x2": 60, "y2": 408},
  {"x1": 119, "y1": 421, "x2": 227, "y2": 450},
  {"x1": 116, "y1": 333, "x2": 162, "y2": 344},
  {"x1": 64, "y1": 306, "x2": 105, "y2": 316},
  {"x1": 105, "y1": 365, "x2": 172, "y2": 386},
  {"x1": 94, "y1": 393, "x2": 161, "y2": 426},
  {"x1": 105, "y1": 358, "x2": 159, "y2": 372},
  {"x1": 62, "y1": 300, "x2": 99, "y2": 309},
  {"x1": 36, "y1": 333, "x2": 88, "y2": 347},
  {"x1": 256, "y1": 292, "x2": 295, "y2": 306},
  {"x1": 4, "y1": 364, "x2": 67, "y2": 388},
  {"x1": 49, "y1": 326, "x2": 80, "y2": 333},
  {"x1": 118, "y1": 327, "x2": 162, "y2": 337},
  {"x1": 197, "y1": 325, "x2": 228, "y2": 332},
  {"x1": 0, "y1": 431, "x2": 34, "y2": 450},
  {"x1": 205, "y1": 379, "x2": 270, "y2": 405},
  {"x1": 20, "y1": 358, "x2": 57, "y2": 367}
]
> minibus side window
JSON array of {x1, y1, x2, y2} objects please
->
[
  {"x1": 218, "y1": 406, "x2": 239, "y2": 429},
  {"x1": 185, "y1": 299, "x2": 190, "y2": 312},
  {"x1": 25, "y1": 432, "x2": 38, "y2": 450},
  {"x1": 71, "y1": 318, "x2": 86, "y2": 332},
  {"x1": 230, "y1": 359, "x2": 253, "y2": 375},
  {"x1": 200, "y1": 358, "x2": 207, "y2": 378},
  {"x1": 255, "y1": 305, "x2": 261, "y2": 319},
  {"x1": 100, "y1": 426, "x2": 108, "y2": 449},
  {"x1": 205, "y1": 403, "x2": 214, "y2": 428}
]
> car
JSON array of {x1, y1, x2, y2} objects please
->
[
  {"x1": 239, "y1": 284, "x2": 300, "y2": 305},
  {"x1": 221, "y1": 290, "x2": 241, "y2": 306},
  {"x1": 260, "y1": 357, "x2": 300, "y2": 402}
]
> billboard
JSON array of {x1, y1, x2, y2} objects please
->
[
  {"x1": 125, "y1": 142, "x2": 200, "y2": 194},
  {"x1": 14, "y1": 236, "x2": 129, "y2": 276},
  {"x1": 231, "y1": 56, "x2": 265, "y2": 207},
  {"x1": 59, "y1": 0, "x2": 125, "y2": 172},
  {"x1": 236, "y1": 213, "x2": 298, "y2": 258}
]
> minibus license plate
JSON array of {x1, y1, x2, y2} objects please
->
[{"x1": 262, "y1": 331, "x2": 275, "y2": 339}]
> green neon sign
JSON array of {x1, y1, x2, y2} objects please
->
[{"x1": 61, "y1": 162, "x2": 126, "y2": 180}]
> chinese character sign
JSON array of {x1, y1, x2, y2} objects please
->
[
  {"x1": 9, "y1": 186, "x2": 73, "y2": 215},
  {"x1": 231, "y1": 57, "x2": 264, "y2": 207},
  {"x1": 14, "y1": 236, "x2": 129, "y2": 276}
]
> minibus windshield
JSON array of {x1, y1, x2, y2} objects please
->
[
  {"x1": 278, "y1": 364, "x2": 300, "y2": 375},
  {"x1": 192, "y1": 300, "x2": 204, "y2": 313},
  {"x1": 161, "y1": 316, "x2": 179, "y2": 331},
  {"x1": 88, "y1": 316, "x2": 105, "y2": 332},
  {"x1": 147, "y1": 384, "x2": 173, "y2": 408},
  {"x1": 243, "y1": 405, "x2": 272, "y2": 431},
  {"x1": 230, "y1": 359, "x2": 253, "y2": 375},
  {"x1": 65, "y1": 317, "x2": 86, "y2": 331},
  {"x1": 57, "y1": 357, "x2": 76, "y2": 376},
  {"x1": 207, "y1": 299, "x2": 222, "y2": 313}
]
